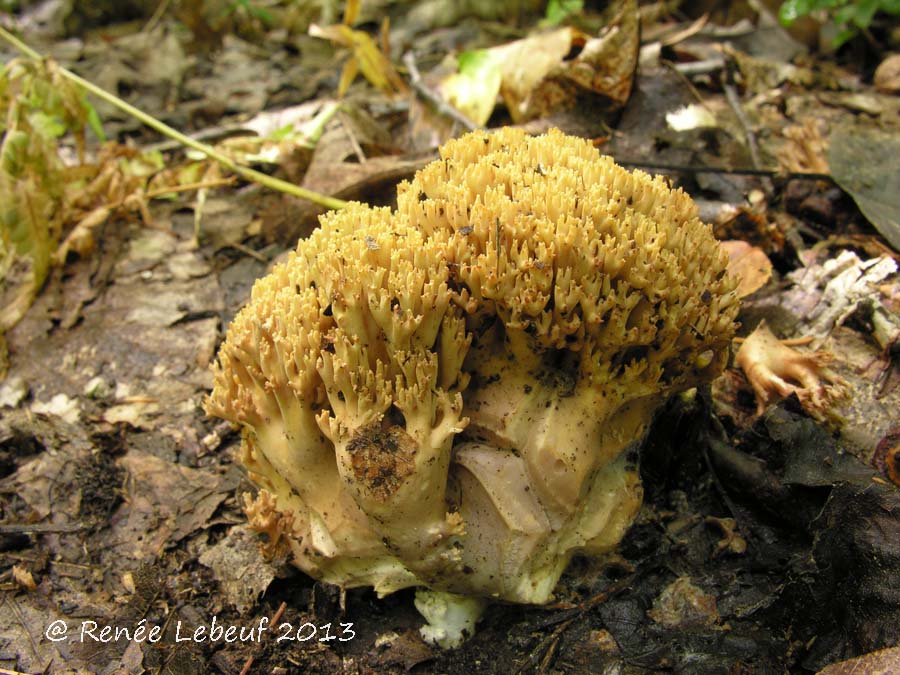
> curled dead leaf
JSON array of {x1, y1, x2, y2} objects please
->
[
  {"x1": 873, "y1": 427, "x2": 900, "y2": 487},
  {"x1": 309, "y1": 23, "x2": 407, "y2": 96},
  {"x1": 438, "y1": 0, "x2": 638, "y2": 125}
]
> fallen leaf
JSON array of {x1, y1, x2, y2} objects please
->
[
  {"x1": 370, "y1": 629, "x2": 435, "y2": 671},
  {"x1": 828, "y1": 124, "x2": 900, "y2": 251},
  {"x1": 785, "y1": 250, "x2": 899, "y2": 346},
  {"x1": 12, "y1": 564, "x2": 37, "y2": 590},
  {"x1": 199, "y1": 525, "x2": 278, "y2": 613},
  {"x1": 106, "y1": 451, "x2": 237, "y2": 561},
  {"x1": 720, "y1": 240, "x2": 773, "y2": 297},
  {"x1": 438, "y1": 0, "x2": 638, "y2": 125},
  {"x1": 31, "y1": 393, "x2": 81, "y2": 425},
  {"x1": 438, "y1": 49, "x2": 504, "y2": 126},
  {"x1": 815, "y1": 629, "x2": 900, "y2": 673},
  {"x1": 309, "y1": 23, "x2": 407, "y2": 95}
]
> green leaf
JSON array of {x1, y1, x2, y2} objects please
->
[
  {"x1": 86, "y1": 103, "x2": 105, "y2": 142},
  {"x1": 248, "y1": 5, "x2": 274, "y2": 24},
  {"x1": 28, "y1": 111, "x2": 67, "y2": 139},
  {"x1": 439, "y1": 49, "x2": 503, "y2": 126},
  {"x1": 778, "y1": 0, "x2": 816, "y2": 24},
  {"x1": 0, "y1": 130, "x2": 29, "y2": 177},
  {"x1": 544, "y1": 0, "x2": 583, "y2": 26},
  {"x1": 270, "y1": 123, "x2": 296, "y2": 141},
  {"x1": 457, "y1": 49, "x2": 494, "y2": 74},
  {"x1": 831, "y1": 26, "x2": 857, "y2": 46},
  {"x1": 851, "y1": 0, "x2": 879, "y2": 26},
  {"x1": 833, "y1": 4, "x2": 858, "y2": 24}
]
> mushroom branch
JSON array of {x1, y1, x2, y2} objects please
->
[
  {"x1": 0, "y1": 25, "x2": 347, "y2": 211},
  {"x1": 206, "y1": 128, "x2": 740, "y2": 647}
]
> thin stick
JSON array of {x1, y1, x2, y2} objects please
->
[
  {"x1": 142, "y1": 0, "x2": 171, "y2": 34},
  {"x1": 240, "y1": 602, "x2": 288, "y2": 675},
  {"x1": 144, "y1": 176, "x2": 236, "y2": 199},
  {"x1": 614, "y1": 159, "x2": 831, "y2": 181},
  {"x1": 339, "y1": 110, "x2": 367, "y2": 163},
  {"x1": 223, "y1": 240, "x2": 268, "y2": 262},
  {"x1": 403, "y1": 51, "x2": 480, "y2": 132},
  {"x1": 673, "y1": 58, "x2": 725, "y2": 76},
  {"x1": 722, "y1": 79, "x2": 763, "y2": 171},
  {"x1": 0, "y1": 26, "x2": 348, "y2": 211},
  {"x1": 0, "y1": 522, "x2": 84, "y2": 534}
]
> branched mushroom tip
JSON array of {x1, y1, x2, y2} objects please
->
[
  {"x1": 736, "y1": 320, "x2": 849, "y2": 420},
  {"x1": 206, "y1": 128, "x2": 739, "y2": 646}
]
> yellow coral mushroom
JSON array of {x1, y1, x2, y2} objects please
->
[{"x1": 206, "y1": 128, "x2": 739, "y2": 647}]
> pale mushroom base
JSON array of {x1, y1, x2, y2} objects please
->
[{"x1": 244, "y1": 439, "x2": 642, "y2": 647}]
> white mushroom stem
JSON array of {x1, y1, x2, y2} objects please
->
[{"x1": 414, "y1": 589, "x2": 488, "y2": 649}]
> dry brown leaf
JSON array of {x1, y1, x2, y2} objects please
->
[
  {"x1": 720, "y1": 240, "x2": 773, "y2": 298},
  {"x1": 439, "y1": 0, "x2": 638, "y2": 125},
  {"x1": 874, "y1": 53, "x2": 900, "y2": 94},
  {"x1": 12, "y1": 564, "x2": 37, "y2": 591},
  {"x1": 198, "y1": 525, "x2": 278, "y2": 613},
  {"x1": 816, "y1": 647, "x2": 900, "y2": 675},
  {"x1": 106, "y1": 451, "x2": 235, "y2": 561}
]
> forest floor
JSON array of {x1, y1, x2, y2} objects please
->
[{"x1": 1, "y1": 1, "x2": 899, "y2": 674}]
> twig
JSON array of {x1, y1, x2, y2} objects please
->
[
  {"x1": 144, "y1": 177, "x2": 237, "y2": 199},
  {"x1": 659, "y1": 13, "x2": 709, "y2": 47},
  {"x1": 142, "y1": 0, "x2": 172, "y2": 34},
  {"x1": 240, "y1": 602, "x2": 288, "y2": 675},
  {"x1": 696, "y1": 23, "x2": 757, "y2": 38},
  {"x1": 223, "y1": 240, "x2": 269, "y2": 262},
  {"x1": 0, "y1": 522, "x2": 84, "y2": 534},
  {"x1": 402, "y1": 51, "x2": 480, "y2": 132},
  {"x1": 723, "y1": 80, "x2": 763, "y2": 172},
  {"x1": 672, "y1": 58, "x2": 725, "y2": 76},
  {"x1": 662, "y1": 60, "x2": 706, "y2": 103},
  {"x1": 338, "y1": 110, "x2": 367, "y2": 163},
  {"x1": 0, "y1": 26, "x2": 348, "y2": 211},
  {"x1": 613, "y1": 159, "x2": 832, "y2": 181},
  {"x1": 733, "y1": 335, "x2": 814, "y2": 346},
  {"x1": 146, "y1": 123, "x2": 256, "y2": 153},
  {"x1": 513, "y1": 575, "x2": 635, "y2": 674}
]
